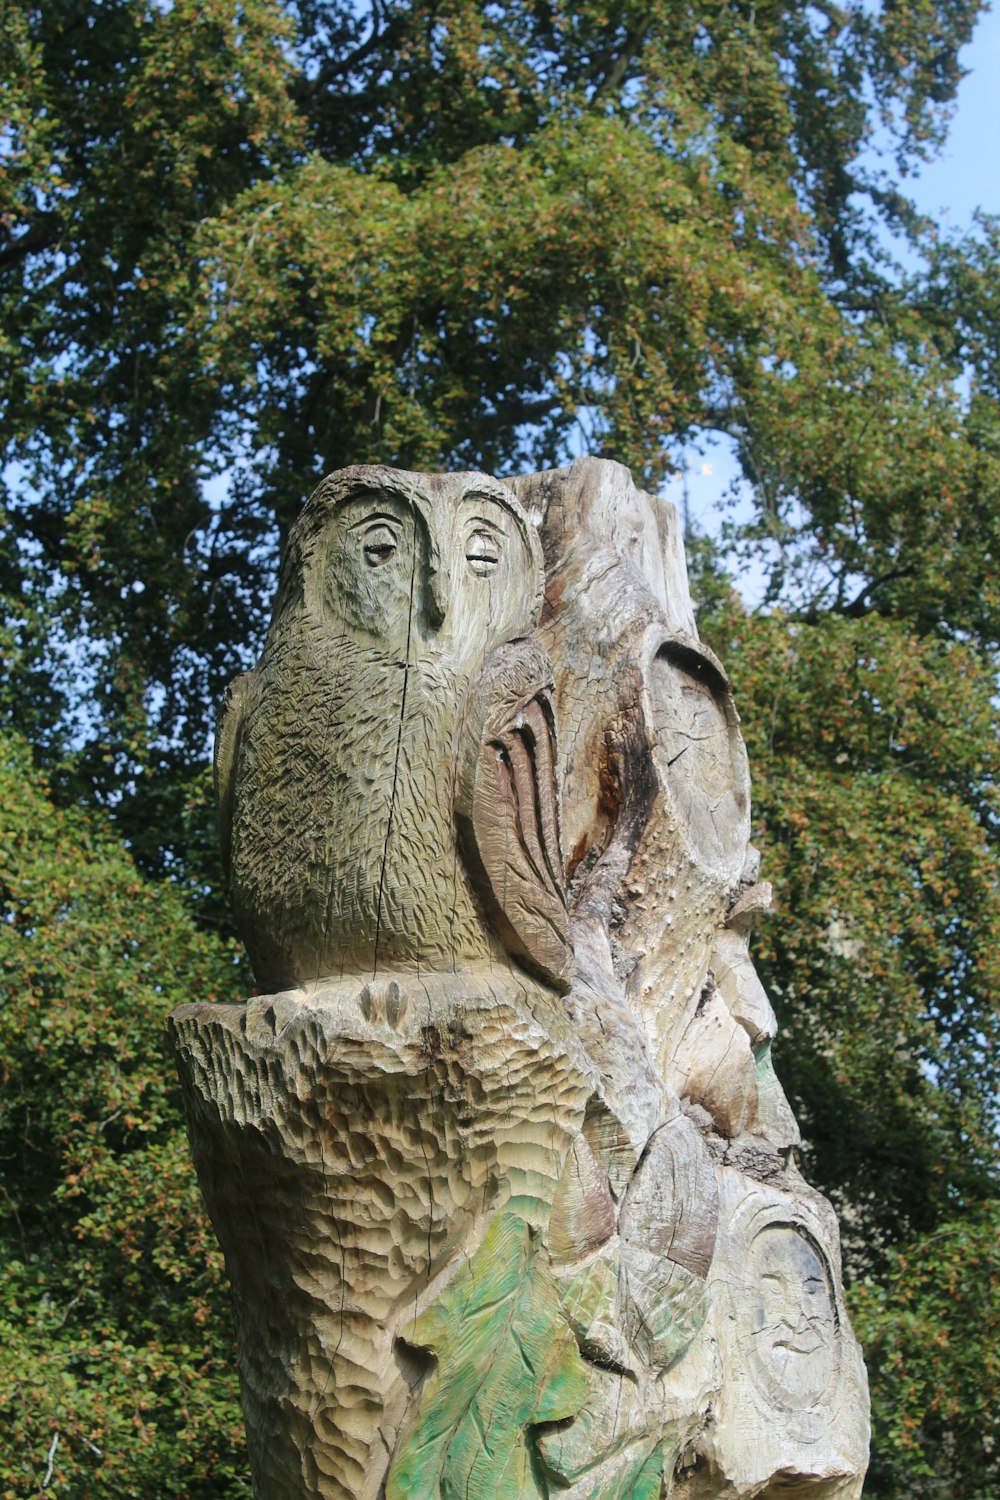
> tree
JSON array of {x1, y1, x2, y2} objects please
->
[
  {"x1": 0, "y1": 729, "x2": 250, "y2": 1496},
  {"x1": 2, "y1": 1, "x2": 998, "y2": 1493},
  {"x1": 850, "y1": 1204, "x2": 1000, "y2": 1499}
]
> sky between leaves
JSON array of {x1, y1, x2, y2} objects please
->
[{"x1": 675, "y1": 3, "x2": 1000, "y2": 588}]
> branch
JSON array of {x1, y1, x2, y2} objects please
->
[
  {"x1": 43, "y1": 1431, "x2": 60, "y2": 1488},
  {"x1": 321, "y1": 0, "x2": 388, "y2": 82},
  {"x1": 8, "y1": 506, "x2": 72, "y2": 570},
  {"x1": 294, "y1": 0, "x2": 394, "y2": 98},
  {"x1": 472, "y1": 393, "x2": 562, "y2": 437},
  {"x1": 791, "y1": 564, "x2": 918, "y2": 625},
  {"x1": 0, "y1": 218, "x2": 60, "y2": 276},
  {"x1": 840, "y1": 564, "x2": 916, "y2": 617},
  {"x1": 590, "y1": 17, "x2": 653, "y2": 104}
]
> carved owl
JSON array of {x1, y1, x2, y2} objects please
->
[{"x1": 215, "y1": 465, "x2": 572, "y2": 996}]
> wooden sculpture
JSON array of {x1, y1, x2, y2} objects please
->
[{"x1": 170, "y1": 458, "x2": 869, "y2": 1500}]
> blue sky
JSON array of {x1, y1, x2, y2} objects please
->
[
  {"x1": 673, "y1": 4, "x2": 1000, "y2": 583},
  {"x1": 903, "y1": 3, "x2": 1000, "y2": 227}
]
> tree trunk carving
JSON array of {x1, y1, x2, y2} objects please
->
[{"x1": 170, "y1": 456, "x2": 869, "y2": 1498}]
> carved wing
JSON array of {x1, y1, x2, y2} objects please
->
[
  {"x1": 456, "y1": 639, "x2": 573, "y2": 992},
  {"x1": 214, "y1": 672, "x2": 251, "y2": 881}
]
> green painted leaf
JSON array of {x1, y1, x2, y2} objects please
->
[
  {"x1": 582, "y1": 1441, "x2": 665, "y2": 1500},
  {"x1": 387, "y1": 1211, "x2": 588, "y2": 1500},
  {"x1": 626, "y1": 1445, "x2": 666, "y2": 1500}
]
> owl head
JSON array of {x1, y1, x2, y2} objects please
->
[{"x1": 268, "y1": 465, "x2": 545, "y2": 667}]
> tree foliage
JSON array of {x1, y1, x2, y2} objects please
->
[
  {"x1": 1, "y1": 1, "x2": 998, "y2": 1495},
  {"x1": 850, "y1": 1204, "x2": 1000, "y2": 1499},
  {"x1": 0, "y1": 730, "x2": 249, "y2": 1496}
]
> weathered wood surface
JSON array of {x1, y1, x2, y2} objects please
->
[
  {"x1": 171, "y1": 973, "x2": 595, "y2": 1499},
  {"x1": 170, "y1": 457, "x2": 869, "y2": 1499},
  {"x1": 215, "y1": 468, "x2": 552, "y2": 993}
]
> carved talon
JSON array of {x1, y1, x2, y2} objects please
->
[{"x1": 358, "y1": 979, "x2": 406, "y2": 1029}]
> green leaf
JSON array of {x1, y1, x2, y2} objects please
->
[{"x1": 387, "y1": 1211, "x2": 588, "y2": 1500}]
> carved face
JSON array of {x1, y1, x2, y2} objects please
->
[
  {"x1": 748, "y1": 1225, "x2": 838, "y2": 1408},
  {"x1": 317, "y1": 481, "x2": 540, "y2": 671},
  {"x1": 647, "y1": 642, "x2": 750, "y2": 875}
]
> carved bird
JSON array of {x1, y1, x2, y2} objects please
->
[{"x1": 215, "y1": 465, "x2": 572, "y2": 996}]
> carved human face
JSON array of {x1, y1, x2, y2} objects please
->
[{"x1": 747, "y1": 1225, "x2": 838, "y2": 1408}]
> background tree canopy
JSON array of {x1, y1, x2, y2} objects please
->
[{"x1": 1, "y1": 1, "x2": 997, "y2": 1494}]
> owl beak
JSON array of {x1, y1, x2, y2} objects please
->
[
  {"x1": 425, "y1": 562, "x2": 450, "y2": 629},
  {"x1": 413, "y1": 497, "x2": 450, "y2": 629},
  {"x1": 422, "y1": 525, "x2": 450, "y2": 629}
]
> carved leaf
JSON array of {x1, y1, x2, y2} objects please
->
[
  {"x1": 540, "y1": 1416, "x2": 667, "y2": 1500},
  {"x1": 387, "y1": 1211, "x2": 588, "y2": 1500},
  {"x1": 602, "y1": 1443, "x2": 666, "y2": 1500}
]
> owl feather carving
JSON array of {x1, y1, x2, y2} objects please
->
[
  {"x1": 455, "y1": 638, "x2": 572, "y2": 990},
  {"x1": 215, "y1": 464, "x2": 572, "y2": 995}
]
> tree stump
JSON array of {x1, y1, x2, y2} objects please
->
[{"x1": 170, "y1": 458, "x2": 869, "y2": 1498}]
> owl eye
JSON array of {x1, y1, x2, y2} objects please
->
[
  {"x1": 466, "y1": 529, "x2": 500, "y2": 576},
  {"x1": 362, "y1": 523, "x2": 398, "y2": 567}
]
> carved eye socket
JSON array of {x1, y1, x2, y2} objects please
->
[
  {"x1": 466, "y1": 529, "x2": 500, "y2": 576},
  {"x1": 362, "y1": 523, "x2": 398, "y2": 567}
]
